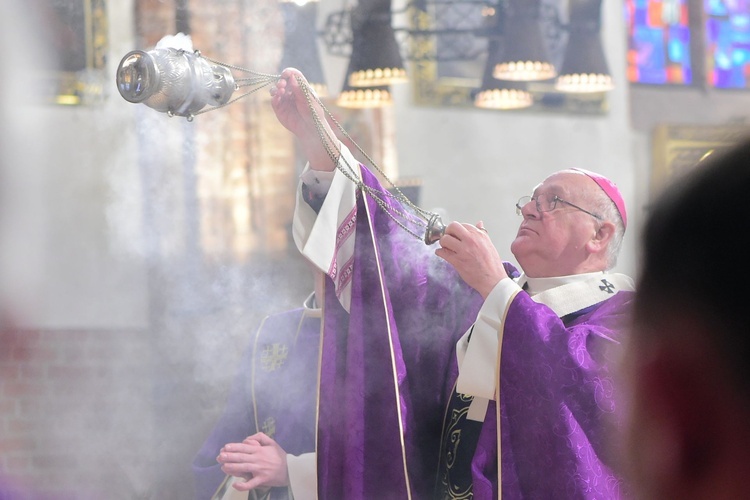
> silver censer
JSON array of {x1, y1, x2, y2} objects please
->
[{"x1": 116, "y1": 48, "x2": 236, "y2": 119}]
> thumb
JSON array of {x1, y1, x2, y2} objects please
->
[
  {"x1": 251, "y1": 432, "x2": 277, "y2": 446},
  {"x1": 242, "y1": 437, "x2": 261, "y2": 447},
  {"x1": 233, "y1": 477, "x2": 263, "y2": 492}
]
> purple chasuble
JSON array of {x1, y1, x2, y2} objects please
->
[
  {"x1": 444, "y1": 290, "x2": 634, "y2": 499},
  {"x1": 192, "y1": 308, "x2": 321, "y2": 500}
]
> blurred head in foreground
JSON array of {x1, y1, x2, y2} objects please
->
[{"x1": 622, "y1": 137, "x2": 750, "y2": 499}]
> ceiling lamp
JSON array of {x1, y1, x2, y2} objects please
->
[
  {"x1": 475, "y1": 33, "x2": 533, "y2": 109},
  {"x1": 337, "y1": 59, "x2": 392, "y2": 108},
  {"x1": 347, "y1": 0, "x2": 408, "y2": 87},
  {"x1": 492, "y1": 0, "x2": 556, "y2": 81},
  {"x1": 555, "y1": 0, "x2": 613, "y2": 93},
  {"x1": 337, "y1": 85, "x2": 393, "y2": 108}
]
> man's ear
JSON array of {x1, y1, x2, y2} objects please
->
[{"x1": 586, "y1": 220, "x2": 615, "y2": 254}]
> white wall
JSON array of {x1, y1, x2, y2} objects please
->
[{"x1": 2, "y1": 0, "x2": 150, "y2": 330}]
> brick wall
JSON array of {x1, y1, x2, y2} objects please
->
[{"x1": 0, "y1": 326, "x2": 154, "y2": 499}]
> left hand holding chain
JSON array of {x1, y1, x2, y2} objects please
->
[{"x1": 435, "y1": 220, "x2": 507, "y2": 299}]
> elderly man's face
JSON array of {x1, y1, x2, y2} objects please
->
[{"x1": 510, "y1": 172, "x2": 601, "y2": 278}]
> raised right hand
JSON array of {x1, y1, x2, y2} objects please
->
[{"x1": 271, "y1": 68, "x2": 338, "y2": 171}]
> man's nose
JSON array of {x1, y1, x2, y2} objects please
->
[{"x1": 520, "y1": 200, "x2": 540, "y2": 219}]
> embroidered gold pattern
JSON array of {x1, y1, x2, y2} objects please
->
[
  {"x1": 438, "y1": 393, "x2": 475, "y2": 499},
  {"x1": 261, "y1": 417, "x2": 277, "y2": 438},
  {"x1": 261, "y1": 343, "x2": 289, "y2": 372}
]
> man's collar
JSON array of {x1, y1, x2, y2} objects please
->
[
  {"x1": 303, "y1": 291, "x2": 322, "y2": 318},
  {"x1": 526, "y1": 272, "x2": 634, "y2": 318},
  {"x1": 517, "y1": 271, "x2": 605, "y2": 296}
]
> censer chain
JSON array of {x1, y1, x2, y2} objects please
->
[
  {"x1": 296, "y1": 77, "x2": 439, "y2": 241},
  {"x1": 297, "y1": 79, "x2": 432, "y2": 240},
  {"x1": 188, "y1": 53, "x2": 439, "y2": 240}
]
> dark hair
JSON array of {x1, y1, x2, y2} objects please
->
[{"x1": 635, "y1": 137, "x2": 750, "y2": 393}]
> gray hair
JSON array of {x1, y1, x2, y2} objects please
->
[{"x1": 588, "y1": 189, "x2": 625, "y2": 269}]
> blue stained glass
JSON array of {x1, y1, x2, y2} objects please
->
[
  {"x1": 716, "y1": 50, "x2": 733, "y2": 68},
  {"x1": 706, "y1": 18, "x2": 719, "y2": 40},
  {"x1": 634, "y1": 8, "x2": 647, "y2": 26},
  {"x1": 672, "y1": 25, "x2": 691, "y2": 44},
  {"x1": 706, "y1": 0, "x2": 728, "y2": 16},
  {"x1": 732, "y1": 28, "x2": 750, "y2": 43},
  {"x1": 627, "y1": 0, "x2": 693, "y2": 85},
  {"x1": 706, "y1": 0, "x2": 750, "y2": 88},
  {"x1": 668, "y1": 39, "x2": 687, "y2": 63},
  {"x1": 732, "y1": 14, "x2": 750, "y2": 29},
  {"x1": 638, "y1": 26, "x2": 668, "y2": 67},
  {"x1": 733, "y1": 48, "x2": 750, "y2": 64}
]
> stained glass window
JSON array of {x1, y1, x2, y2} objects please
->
[
  {"x1": 705, "y1": 0, "x2": 750, "y2": 88},
  {"x1": 626, "y1": 0, "x2": 693, "y2": 85}
]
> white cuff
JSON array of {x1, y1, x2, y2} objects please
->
[
  {"x1": 300, "y1": 166, "x2": 335, "y2": 197},
  {"x1": 292, "y1": 143, "x2": 360, "y2": 312},
  {"x1": 287, "y1": 452, "x2": 317, "y2": 500},
  {"x1": 455, "y1": 278, "x2": 522, "y2": 400}
]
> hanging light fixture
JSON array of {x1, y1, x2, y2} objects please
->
[
  {"x1": 474, "y1": 68, "x2": 533, "y2": 110},
  {"x1": 346, "y1": 0, "x2": 408, "y2": 87},
  {"x1": 555, "y1": 0, "x2": 613, "y2": 93},
  {"x1": 491, "y1": 0, "x2": 556, "y2": 81},
  {"x1": 279, "y1": 1, "x2": 328, "y2": 96},
  {"x1": 337, "y1": 58, "x2": 392, "y2": 108},
  {"x1": 337, "y1": 83, "x2": 393, "y2": 108},
  {"x1": 474, "y1": 7, "x2": 533, "y2": 110}
]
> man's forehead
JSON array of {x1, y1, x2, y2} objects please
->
[{"x1": 530, "y1": 172, "x2": 583, "y2": 195}]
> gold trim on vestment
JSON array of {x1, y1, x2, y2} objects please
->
[
  {"x1": 363, "y1": 180, "x2": 413, "y2": 499},
  {"x1": 495, "y1": 288, "x2": 521, "y2": 500},
  {"x1": 251, "y1": 316, "x2": 270, "y2": 438},
  {"x1": 313, "y1": 281, "x2": 325, "y2": 500},
  {"x1": 210, "y1": 475, "x2": 232, "y2": 500}
]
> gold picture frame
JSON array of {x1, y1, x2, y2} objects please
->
[{"x1": 651, "y1": 124, "x2": 750, "y2": 196}]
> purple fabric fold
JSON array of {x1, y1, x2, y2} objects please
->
[
  {"x1": 316, "y1": 168, "x2": 482, "y2": 499},
  {"x1": 451, "y1": 290, "x2": 634, "y2": 499}
]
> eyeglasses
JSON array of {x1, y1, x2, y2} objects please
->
[{"x1": 516, "y1": 194, "x2": 602, "y2": 220}]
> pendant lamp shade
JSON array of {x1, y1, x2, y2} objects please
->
[
  {"x1": 555, "y1": 0, "x2": 613, "y2": 93},
  {"x1": 492, "y1": 0, "x2": 556, "y2": 81},
  {"x1": 347, "y1": 0, "x2": 408, "y2": 87},
  {"x1": 337, "y1": 85, "x2": 393, "y2": 108},
  {"x1": 338, "y1": 58, "x2": 392, "y2": 108},
  {"x1": 475, "y1": 36, "x2": 533, "y2": 109}
]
